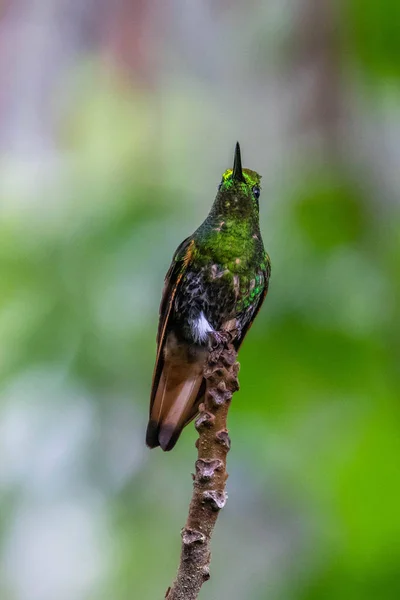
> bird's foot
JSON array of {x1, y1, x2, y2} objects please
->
[{"x1": 208, "y1": 330, "x2": 236, "y2": 350}]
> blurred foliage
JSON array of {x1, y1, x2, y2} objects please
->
[
  {"x1": 345, "y1": 0, "x2": 400, "y2": 81},
  {"x1": 1, "y1": 2, "x2": 400, "y2": 600}
]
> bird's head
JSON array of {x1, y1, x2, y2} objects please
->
[{"x1": 215, "y1": 142, "x2": 262, "y2": 219}]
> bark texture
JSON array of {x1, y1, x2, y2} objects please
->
[{"x1": 165, "y1": 332, "x2": 239, "y2": 600}]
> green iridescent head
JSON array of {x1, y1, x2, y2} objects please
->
[{"x1": 217, "y1": 143, "x2": 262, "y2": 215}]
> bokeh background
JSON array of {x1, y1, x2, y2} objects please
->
[{"x1": 1, "y1": 1, "x2": 399, "y2": 599}]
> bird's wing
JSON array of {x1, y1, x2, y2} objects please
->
[
  {"x1": 147, "y1": 236, "x2": 196, "y2": 442},
  {"x1": 156, "y1": 235, "x2": 194, "y2": 347},
  {"x1": 234, "y1": 253, "x2": 271, "y2": 350}
]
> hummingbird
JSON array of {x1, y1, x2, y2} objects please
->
[{"x1": 146, "y1": 143, "x2": 271, "y2": 451}]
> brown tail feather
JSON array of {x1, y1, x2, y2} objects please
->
[
  {"x1": 146, "y1": 333, "x2": 206, "y2": 451},
  {"x1": 146, "y1": 390, "x2": 206, "y2": 450}
]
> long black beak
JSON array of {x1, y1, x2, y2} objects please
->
[{"x1": 232, "y1": 142, "x2": 245, "y2": 183}]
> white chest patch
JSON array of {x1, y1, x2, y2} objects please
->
[{"x1": 192, "y1": 312, "x2": 214, "y2": 343}]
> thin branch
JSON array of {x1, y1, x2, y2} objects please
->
[{"x1": 165, "y1": 332, "x2": 239, "y2": 600}]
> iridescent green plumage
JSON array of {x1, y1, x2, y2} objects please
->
[{"x1": 147, "y1": 143, "x2": 271, "y2": 451}]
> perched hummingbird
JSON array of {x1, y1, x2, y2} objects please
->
[{"x1": 146, "y1": 143, "x2": 271, "y2": 451}]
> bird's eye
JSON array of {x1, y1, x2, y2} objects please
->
[{"x1": 252, "y1": 186, "x2": 260, "y2": 200}]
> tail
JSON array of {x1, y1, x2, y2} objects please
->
[{"x1": 146, "y1": 333, "x2": 206, "y2": 451}]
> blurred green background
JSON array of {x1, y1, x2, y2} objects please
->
[{"x1": 0, "y1": 1, "x2": 399, "y2": 599}]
